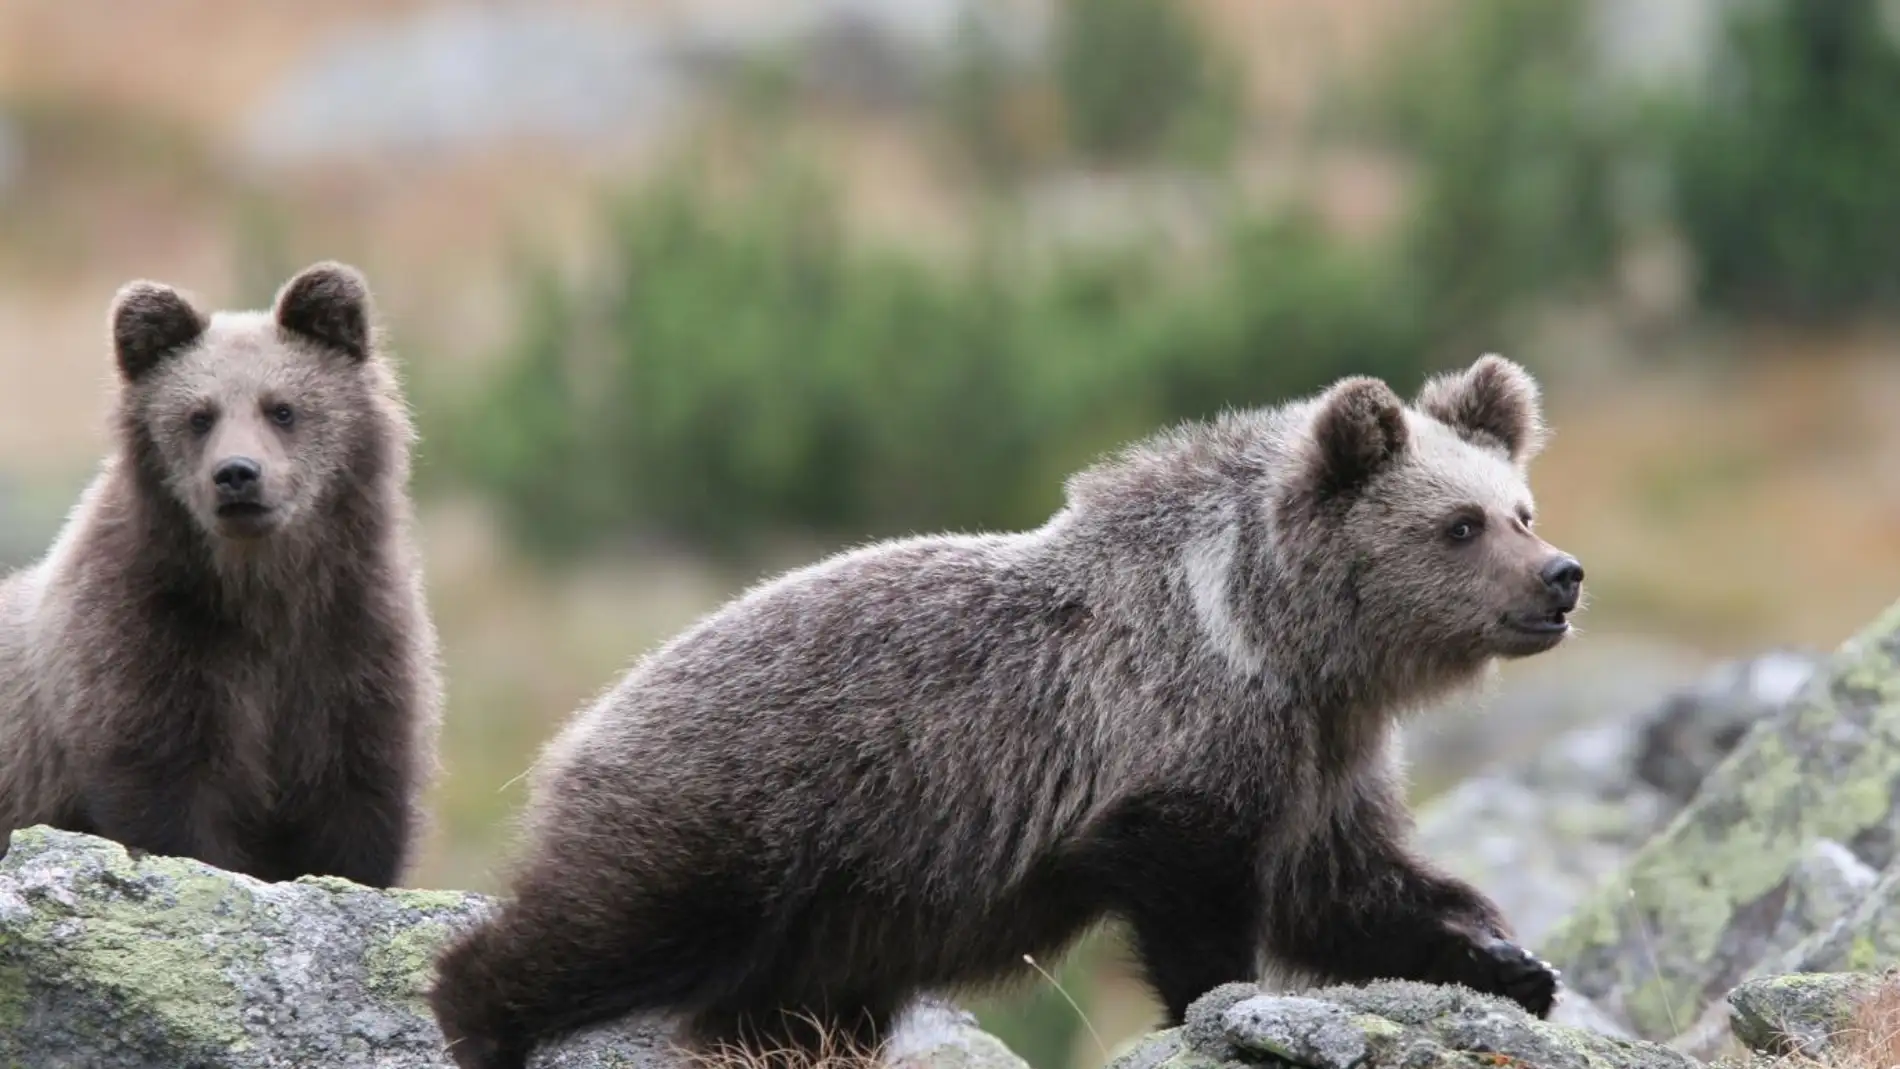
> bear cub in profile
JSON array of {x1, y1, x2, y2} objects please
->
[
  {"x1": 428, "y1": 355, "x2": 1583, "y2": 1068},
  {"x1": 0, "y1": 262, "x2": 442, "y2": 888}
]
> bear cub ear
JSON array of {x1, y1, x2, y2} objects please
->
[
  {"x1": 111, "y1": 281, "x2": 207, "y2": 383},
  {"x1": 275, "y1": 261, "x2": 374, "y2": 362},
  {"x1": 1415, "y1": 354, "x2": 1546, "y2": 465},
  {"x1": 1308, "y1": 376, "x2": 1410, "y2": 499}
]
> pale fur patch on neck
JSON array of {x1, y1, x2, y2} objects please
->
[{"x1": 1182, "y1": 518, "x2": 1265, "y2": 677}]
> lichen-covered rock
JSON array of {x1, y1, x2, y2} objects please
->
[
  {"x1": 1664, "y1": 839, "x2": 1882, "y2": 1060},
  {"x1": 1220, "y1": 996, "x2": 1366, "y2": 1069},
  {"x1": 1414, "y1": 718, "x2": 1671, "y2": 949},
  {"x1": 1414, "y1": 649, "x2": 1818, "y2": 951},
  {"x1": 1400, "y1": 637, "x2": 1708, "y2": 797},
  {"x1": 0, "y1": 827, "x2": 1029, "y2": 1069},
  {"x1": 1771, "y1": 862, "x2": 1900, "y2": 977},
  {"x1": 1726, "y1": 971, "x2": 1889, "y2": 1058},
  {"x1": 1109, "y1": 982, "x2": 1700, "y2": 1069},
  {"x1": 1632, "y1": 650, "x2": 1819, "y2": 805},
  {"x1": 1539, "y1": 598, "x2": 1900, "y2": 1042}
]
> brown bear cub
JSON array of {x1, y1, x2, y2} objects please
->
[
  {"x1": 427, "y1": 355, "x2": 1583, "y2": 1068},
  {"x1": 0, "y1": 262, "x2": 442, "y2": 888}
]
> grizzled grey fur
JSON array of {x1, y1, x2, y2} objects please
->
[
  {"x1": 428, "y1": 355, "x2": 1584, "y2": 1069},
  {"x1": 0, "y1": 262, "x2": 442, "y2": 888}
]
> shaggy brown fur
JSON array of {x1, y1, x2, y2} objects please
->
[
  {"x1": 427, "y1": 355, "x2": 1584, "y2": 1068},
  {"x1": 0, "y1": 262, "x2": 442, "y2": 888}
]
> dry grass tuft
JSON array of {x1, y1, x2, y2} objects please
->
[
  {"x1": 668, "y1": 1011, "x2": 892, "y2": 1069},
  {"x1": 1826, "y1": 974, "x2": 1900, "y2": 1069},
  {"x1": 1767, "y1": 972, "x2": 1900, "y2": 1069}
]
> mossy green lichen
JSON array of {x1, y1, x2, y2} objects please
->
[
  {"x1": 174, "y1": 870, "x2": 258, "y2": 923},
  {"x1": 4, "y1": 825, "x2": 57, "y2": 857},
  {"x1": 1, "y1": 830, "x2": 252, "y2": 1055},
  {"x1": 390, "y1": 887, "x2": 478, "y2": 913},
  {"x1": 1540, "y1": 596, "x2": 1900, "y2": 1041},
  {"x1": 1346, "y1": 1012, "x2": 1407, "y2": 1061},
  {"x1": 295, "y1": 875, "x2": 364, "y2": 895},
  {"x1": 1346, "y1": 1014, "x2": 1405, "y2": 1041},
  {"x1": 0, "y1": 959, "x2": 28, "y2": 1034},
  {"x1": 1761, "y1": 973, "x2": 1840, "y2": 994},
  {"x1": 364, "y1": 919, "x2": 453, "y2": 1000},
  {"x1": 51, "y1": 910, "x2": 250, "y2": 1049}
]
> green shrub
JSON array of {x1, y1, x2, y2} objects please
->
[
  {"x1": 1357, "y1": 0, "x2": 1900, "y2": 332},
  {"x1": 939, "y1": 0, "x2": 1243, "y2": 182},
  {"x1": 444, "y1": 156, "x2": 1439, "y2": 559},
  {"x1": 1367, "y1": 0, "x2": 1628, "y2": 346},
  {"x1": 939, "y1": 12, "x2": 1045, "y2": 187},
  {"x1": 1052, "y1": 0, "x2": 1244, "y2": 167},
  {"x1": 1667, "y1": 0, "x2": 1900, "y2": 321}
]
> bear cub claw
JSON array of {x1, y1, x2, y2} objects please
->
[{"x1": 1461, "y1": 933, "x2": 1561, "y2": 1018}]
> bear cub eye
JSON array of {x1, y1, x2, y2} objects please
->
[
  {"x1": 188, "y1": 411, "x2": 215, "y2": 435},
  {"x1": 1445, "y1": 517, "x2": 1483, "y2": 543},
  {"x1": 268, "y1": 403, "x2": 296, "y2": 429}
]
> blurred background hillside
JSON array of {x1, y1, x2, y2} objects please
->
[{"x1": 3, "y1": 0, "x2": 1900, "y2": 1065}]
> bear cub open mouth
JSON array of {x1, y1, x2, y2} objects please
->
[
  {"x1": 215, "y1": 502, "x2": 272, "y2": 518},
  {"x1": 1506, "y1": 609, "x2": 1569, "y2": 633}
]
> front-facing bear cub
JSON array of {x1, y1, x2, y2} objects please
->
[
  {"x1": 428, "y1": 355, "x2": 1584, "y2": 1068},
  {"x1": 0, "y1": 262, "x2": 442, "y2": 888}
]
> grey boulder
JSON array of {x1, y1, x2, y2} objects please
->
[
  {"x1": 0, "y1": 826, "x2": 1028, "y2": 1069},
  {"x1": 1111, "y1": 982, "x2": 1699, "y2": 1069},
  {"x1": 1726, "y1": 971, "x2": 1893, "y2": 1059},
  {"x1": 1414, "y1": 648, "x2": 1818, "y2": 950},
  {"x1": 1539, "y1": 600, "x2": 1900, "y2": 1042}
]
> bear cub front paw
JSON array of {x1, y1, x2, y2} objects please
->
[{"x1": 1442, "y1": 932, "x2": 1561, "y2": 1017}]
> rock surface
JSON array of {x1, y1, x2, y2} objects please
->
[
  {"x1": 1725, "y1": 971, "x2": 1890, "y2": 1059},
  {"x1": 1219, "y1": 996, "x2": 1365, "y2": 1069},
  {"x1": 1768, "y1": 861, "x2": 1900, "y2": 978},
  {"x1": 1539, "y1": 598, "x2": 1900, "y2": 1042},
  {"x1": 1413, "y1": 648, "x2": 1819, "y2": 948},
  {"x1": 0, "y1": 827, "x2": 1029, "y2": 1069},
  {"x1": 1630, "y1": 651, "x2": 1821, "y2": 804},
  {"x1": 1110, "y1": 982, "x2": 1700, "y2": 1069},
  {"x1": 1401, "y1": 637, "x2": 1710, "y2": 797}
]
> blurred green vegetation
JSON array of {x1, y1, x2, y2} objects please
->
[
  {"x1": 442, "y1": 0, "x2": 1900, "y2": 558},
  {"x1": 973, "y1": 934, "x2": 1120, "y2": 1069},
  {"x1": 440, "y1": 150, "x2": 1430, "y2": 556},
  {"x1": 1665, "y1": 0, "x2": 1900, "y2": 321},
  {"x1": 938, "y1": 0, "x2": 1243, "y2": 186},
  {"x1": 1051, "y1": 0, "x2": 1244, "y2": 168},
  {"x1": 1361, "y1": 0, "x2": 1630, "y2": 348}
]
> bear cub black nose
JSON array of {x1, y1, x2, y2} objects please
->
[
  {"x1": 214, "y1": 457, "x2": 262, "y2": 498},
  {"x1": 1540, "y1": 555, "x2": 1584, "y2": 610}
]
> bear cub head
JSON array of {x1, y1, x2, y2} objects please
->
[
  {"x1": 109, "y1": 261, "x2": 383, "y2": 543},
  {"x1": 1296, "y1": 353, "x2": 1582, "y2": 666}
]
